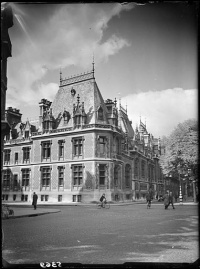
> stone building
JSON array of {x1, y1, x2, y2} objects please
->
[
  {"x1": 1, "y1": 4, "x2": 13, "y2": 171},
  {"x1": 2, "y1": 68, "x2": 164, "y2": 203}
]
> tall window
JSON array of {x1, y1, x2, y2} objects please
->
[
  {"x1": 125, "y1": 164, "x2": 131, "y2": 187},
  {"x1": 58, "y1": 166, "x2": 64, "y2": 188},
  {"x1": 41, "y1": 141, "x2": 51, "y2": 161},
  {"x1": 134, "y1": 159, "x2": 138, "y2": 177},
  {"x1": 15, "y1": 152, "x2": 18, "y2": 164},
  {"x1": 4, "y1": 149, "x2": 11, "y2": 165},
  {"x1": 114, "y1": 165, "x2": 119, "y2": 186},
  {"x1": 99, "y1": 136, "x2": 106, "y2": 154},
  {"x1": 13, "y1": 174, "x2": 18, "y2": 191},
  {"x1": 141, "y1": 160, "x2": 145, "y2": 177},
  {"x1": 23, "y1": 147, "x2": 30, "y2": 163},
  {"x1": 41, "y1": 167, "x2": 51, "y2": 189},
  {"x1": 148, "y1": 164, "x2": 152, "y2": 181},
  {"x1": 99, "y1": 164, "x2": 106, "y2": 186},
  {"x1": 58, "y1": 140, "x2": 65, "y2": 160},
  {"x1": 73, "y1": 137, "x2": 83, "y2": 157},
  {"x1": 22, "y1": 169, "x2": 30, "y2": 190},
  {"x1": 72, "y1": 165, "x2": 83, "y2": 186},
  {"x1": 3, "y1": 169, "x2": 11, "y2": 190}
]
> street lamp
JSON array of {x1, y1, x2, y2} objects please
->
[{"x1": 177, "y1": 164, "x2": 183, "y2": 204}]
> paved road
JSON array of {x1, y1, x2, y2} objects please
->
[{"x1": 2, "y1": 204, "x2": 199, "y2": 266}]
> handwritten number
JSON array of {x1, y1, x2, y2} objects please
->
[
  {"x1": 40, "y1": 262, "x2": 62, "y2": 268},
  {"x1": 40, "y1": 262, "x2": 46, "y2": 268}
]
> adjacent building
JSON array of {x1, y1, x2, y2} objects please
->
[
  {"x1": 1, "y1": 4, "x2": 14, "y2": 171},
  {"x1": 2, "y1": 68, "x2": 164, "y2": 203}
]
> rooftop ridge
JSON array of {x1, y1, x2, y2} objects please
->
[
  {"x1": 60, "y1": 70, "x2": 94, "y2": 87},
  {"x1": 120, "y1": 104, "x2": 127, "y2": 114}
]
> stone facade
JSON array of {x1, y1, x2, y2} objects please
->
[{"x1": 2, "y1": 70, "x2": 164, "y2": 203}]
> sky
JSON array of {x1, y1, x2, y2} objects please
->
[{"x1": 4, "y1": 2, "x2": 198, "y2": 138}]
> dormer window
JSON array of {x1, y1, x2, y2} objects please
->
[
  {"x1": 97, "y1": 106, "x2": 104, "y2": 121},
  {"x1": 63, "y1": 110, "x2": 70, "y2": 124},
  {"x1": 73, "y1": 95, "x2": 87, "y2": 128},
  {"x1": 25, "y1": 131, "x2": 29, "y2": 139}
]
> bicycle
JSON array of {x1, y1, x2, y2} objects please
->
[
  {"x1": 2, "y1": 204, "x2": 14, "y2": 219},
  {"x1": 97, "y1": 200, "x2": 110, "y2": 209}
]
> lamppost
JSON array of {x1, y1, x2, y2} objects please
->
[{"x1": 177, "y1": 163, "x2": 183, "y2": 204}]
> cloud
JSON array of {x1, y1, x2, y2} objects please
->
[
  {"x1": 121, "y1": 88, "x2": 198, "y2": 138},
  {"x1": 7, "y1": 3, "x2": 134, "y2": 111}
]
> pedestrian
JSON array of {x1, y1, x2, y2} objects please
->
[
  {"x1": 168, "y1": 192, "x2": 175, "y2": 209},
  {"x1": 32, "y1": 192, "x2": 38, "y2": 210},
  {"x1": 99, "y1": 193, "x2": 106, "y2": 208},
  {"x1": 163, "y1": 192, "x2": 169, "y2": 210},
  {"x1": 146, "y1": 191, "x2": 151, "y2": 209}
]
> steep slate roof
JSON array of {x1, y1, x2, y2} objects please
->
[
  {"x1": 119, "y1": 107, "x2": 134, "y2": 138},
  {"x1": 51, "y1": 71, "x2": 109, "y2": 128}
]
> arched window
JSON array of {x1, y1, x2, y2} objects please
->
[{"x1": 125, "y1": 164, "x2": 131, "y2": 187}]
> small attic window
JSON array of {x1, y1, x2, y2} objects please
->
[
  {"x1": 97, "y1": 107, "x2": 104, "y2": 121},
  {"x1": 25, "y1": 131, "x2": 29, "y2": 139}
]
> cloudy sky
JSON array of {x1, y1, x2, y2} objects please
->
[{"x1": 5, "y1": 2, "x2": 198, "y2": 138}]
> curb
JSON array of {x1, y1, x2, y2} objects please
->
[{"x1": 3, "y1": 210, "x2": 61, "y2": 220}]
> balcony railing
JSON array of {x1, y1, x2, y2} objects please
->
[
  {"x1": 4, "y1": 124, "x2": 123, "y2": 144},
  {"x1": 31, "y1": 124, "x2": 122, "y2": 136}
]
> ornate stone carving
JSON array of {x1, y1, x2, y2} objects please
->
[{"x1": 60, "y1": 71, "x2": 94, "y2": 86}]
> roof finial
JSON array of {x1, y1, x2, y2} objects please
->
[
  {"x1": 114, "y1": 98, "x2": 117, "y2": 107},
  {"x1": 60, "y1": 68, "x2": 62, "y2": 85},
  {"x1": 77, "y1": 94, "x2": 80, "y2": 104},
  {"x1": 92, "y1": 53, "x2": 95, "y2": 74}
]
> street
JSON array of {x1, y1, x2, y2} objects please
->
[{"x1": 2, "y1": 203, "x2": 199, "y2": 265}]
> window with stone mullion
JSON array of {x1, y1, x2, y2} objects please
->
[
  {"x1": 41, "y1": 167, "x2": 51, "y2": 187},
  {"x1": 23, "y1": 147, "x2": 30, "y2": 163},
  {"x1": 3, "y1": 169, "x2": 11, "y2": 190},
  {"x1": 22, "y1": 169, "x2": 30, "y2": 187},
  {"x1": 58, "y1": 167, "x2": 64, "y2": 187},
  {"x1": 99, "y1": 164, "x2": 106, "y2": 185},
  {"x1": 73, "y1": 165, "x2": 83, "y2": 186}
]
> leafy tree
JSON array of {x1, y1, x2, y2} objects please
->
[{"x1": 159, "y1": 119, "x2": 198, "y2": 179}]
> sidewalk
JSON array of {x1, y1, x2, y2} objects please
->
[{"x1": 2, "y1": 207, "x2": 61, "y2": 219}]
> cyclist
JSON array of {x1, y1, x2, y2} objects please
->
[
  {"x1": 100, "y1": 193, "x2": 106, "y2": 208},
  {"x1": 146, "y1": 191, "x2": 151, "y2": 209}
]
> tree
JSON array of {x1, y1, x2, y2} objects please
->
[{"x1": 159, "y1": 119, "x2": 198, "y2": 178}]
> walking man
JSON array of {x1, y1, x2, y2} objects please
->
[
  {"x1": 163, "y1": 192, "x2": 169, "y2": 209},
  {"x1": 32, "y1": 192, "x2": 38, "y2": 210},
  {"x1": 146, "y1": 191, "x2": 151, "y2": 209},
  {"x1": 168, "y1": 191, "x2": 175, "y2": 209}
]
